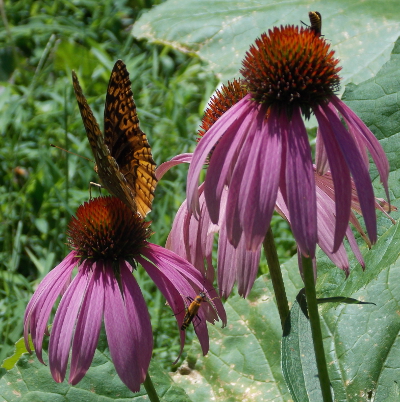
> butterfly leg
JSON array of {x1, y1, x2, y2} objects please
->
[{"x1": 89, "y1": 181, "x2": 103, "y2": 199}]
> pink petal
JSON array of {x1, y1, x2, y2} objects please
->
[
  {"x1": 315, "y1": 127, "x2": 330, "y2": 175},
  {"x1": 119, "y1": 261, "x2": 153, "y2": 381},
  {"x1": 103, "y1": 267, "x2": 141, "y2": 392},
  {"x1": 224, "y1": 114, "x2": 259, "y2": 247},
  {"x1": 322, "y1": 103, "x2": 377, "y2": 243},
  {"x1": 346, "y1": 225, "x2": 365, "y2": 270},
  {"x1": 188, "y1": 96, "x2": 252, "y2": 216},
  {"x1": 49, "y1": 262, "x2": 90, "y2": 382},
  {"x1": 204, "y1": 97, "x2": 258, "y2": 223},
  {"x1": 136, "y1": 254, "x2": 187, "y2": 364},
  {"x1": 242, "y1": 107, "x2": 282, "y2": 251},
  {"x1": 155, "y1": 153, "x2": 193, "y2": 180},
  {"x1": 314, "y1": 106, "x2": 352, "y2": 251},
  {"x1": 24, "y1": 252, "x2": 78, "y2": 359},
  {"x1": 217, "y1": 224, "x2": 238, "y2": 299},
  {"x1": 330, "y1": 95, "x2": 390, "y2": 205},
  {"x1": 284, "y1": 107, "x2": 317, "y2": 258},
  {"x1": 69, "y1": 263, "x2": 104, "y2": 385},
  {"x1": 142, "y1": 244, "x2": 226, "y2": 327}
]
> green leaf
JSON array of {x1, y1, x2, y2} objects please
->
[
  {"x1": 172, "y1": 268, "x2": 305, "y2": 401},
  {"x1": 132, "y1": 0, "x2": 400, "y2": 85},
  {"x1": 317, "y1": 297, "x2": 375, "y2": 305},
  {"x1": 0, "y1": 332, "x2": 189, "y2": 402},
  {"x1": 281, "y1": 290, "x2": 323, "y2": 402},
  {"x1": 2, "y1": 338, "x2": 30, "y2": 371}
]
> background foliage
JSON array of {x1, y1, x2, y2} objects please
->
[
  {"x1": 1, "y1": 0, "x2": 400, "y2": 401},
  {"x1": 0, "y1": 0, "x2": 295, "y2": 368}
]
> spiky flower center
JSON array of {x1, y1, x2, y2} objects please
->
[
  {"x1": 241, "y1": 25, "x2": 341, "y2": 118},
  {"x1": 198, "y1": 79, "x2": 247, "y2": 138},
  {"x1": 67, "y1": 197, "x2": 152, "y2": 261}
]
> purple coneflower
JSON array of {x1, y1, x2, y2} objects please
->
[
  {"x1": 157, "y1": 69, "x2": 394, "y2": 296},
  {"x1": 187, "y1": 25, "x2": 389, "y2": 260},
  {"x1": 24, "y1": 197, "x2": 225, "y2": 392}
]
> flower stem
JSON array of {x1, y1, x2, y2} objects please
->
[
  {"x1": 143, "y1": 372, "x2": 160, "y2": 402},
  {"x1": 302, "y1": 255, "x2": 333, "y2": 402},
  {"x1": 263, "y1": 226, "x2": 289, "y2": 330}
]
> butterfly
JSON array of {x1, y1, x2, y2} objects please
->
[{"x1": 72, "y1": 60, "x2": 157, "y2": 217}]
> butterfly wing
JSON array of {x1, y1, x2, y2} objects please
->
[
  {"x1": 72, "y1": 70, "x2": 106, "y2": 168},
  {"x1": 104, "y1": 60, "x2": 157, "y2": 217}
]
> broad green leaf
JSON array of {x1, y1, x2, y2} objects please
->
[
  {"x1": 2, "y1": 338, "x2": 30, "y2": 371},
  {"x1": 321, "y1": 255, "x2": 400, "y2": 401},
  {"x1": 281, "y1": 290, "x2": 323, "y2": 402},
  {"x1": 0, "y1": 331, "x2": 189, "y2": 402},
  {"x1": 172, "y1": 267, "x2": 304, "y2": 401},
  {"x1": 132, "y1": 0, "x2": 400, "y2": 86}
]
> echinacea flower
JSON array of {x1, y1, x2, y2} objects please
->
[
  {"x1": 24, "y1": 197, "x2": 226, "y2": 392},
  {"x1": 157, "y1": 70, "x2": 394, "y2": 296},
  {"x1": 187, "y1": 25, "x2": 389, "y2": 260}
]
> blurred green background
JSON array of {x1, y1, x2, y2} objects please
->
[{"x1": 0, "y1": 0, "x2": 295, "y2": 367}]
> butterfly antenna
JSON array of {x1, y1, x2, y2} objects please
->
[{"x1": 50, "y1": 144, "x2": 93, "y2": 163}]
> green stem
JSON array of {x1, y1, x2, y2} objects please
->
[
  {"x1": 302, "y1": 255, "x2": 333, "y2": 402},
  {"x1": 143, "y1": 372, "x2": 160, "y2": 402},
  {"x1": 263, "y1": 227, "x2": 289, "y2": 330}
]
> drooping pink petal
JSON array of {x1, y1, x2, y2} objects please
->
[
  {"x1": 284, "y1": 107, "x2": 317, "y2": 258},
  {"x1": 224, "y1": 114, "x2": 259, "y2": 247},
  {"x1": 147, "y1": 244, "x2": 226, "y2": 326},
  {"x1": 322, "y1": 103, "x2": 377, "y2": 244},
  {"x1": 217, "y1": 221, "x2": 238, "y2": 299},
  {"x1": 315, "y1": 127, "x2": 330, "y2": 175},
  {"x1": 69, "y1": 263, "x2": 104, "y2": 385},
  {"x1": 242, "y1": 107, "x2": 282, "y2": 251},
  {"x1": 218, "y1": 221, "x2": 261, "y2": 299},
  {"x1": 204, "y1": 98, "x2": 258, "y2": 224},
  {"x1": 180, "y1": 184, "x2": 215, "y2": 278},
  {"x1": 188, "y1": 96, "x2": 253, "y2": 216},
  {"x1": 155, "y1": 153, "x2": 193, "y2": 180},
  {"x1": 314, "y1": 188, "x2": 349, "y2": 272},
  {"x1": 330, "y1": 95, "x2": 390, "y2": 205},
  {"x1": 314, "y1": 106, "x2": 352, "y2": 251},
  {"x1": 49, "y1": 262, "x2": 90, "y2": 382},
  {"x1": 144, "y1": 244, "x2": 227, "y2": 335},
  {"x1": 235, "y1": 239, "x2": 262, "y2": 298},
  {"x1": 197, "y1": 190, "x2": 215, "y2": 281},
  {"x1": 103, "y1": 266, "x2": 141, "y2": 393},
  {"x1": 24, "y1": 251, "x2": 79, "y2": 359},
  {"x1": 136, "y1": 254, "x2": 187, "y2": 365},
  {"x1": 119, "y1": 261, "x2": 153, "y2": 382},
  {"x1": 193, "y1": 311, "x2": 209, "y2": 356}
]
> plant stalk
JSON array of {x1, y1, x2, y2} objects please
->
[
  {"x1": 143, "y1": 372, "x2": 160, "y2": 402},
  {"x1": 263, "y1": 226, "x2": 289, "y2": 330},
  {"x1": 302, "y1": 255, "x2": 333, "y2": 402}
]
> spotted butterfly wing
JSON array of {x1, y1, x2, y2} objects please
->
[{"x1": 72, "y1": 60, "x2": 157, "y2": 217}]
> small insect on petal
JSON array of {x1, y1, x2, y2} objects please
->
[
  {"x1": 181, "y1": 290, "x2": 220, "y2": 331},
  {"x1": 181, "y1": 292, "x2": 207, "y2": 330}
]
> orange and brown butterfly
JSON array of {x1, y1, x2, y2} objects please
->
[{"x1": 72, "y1": 60, "x2": 157, "y2": 217}]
